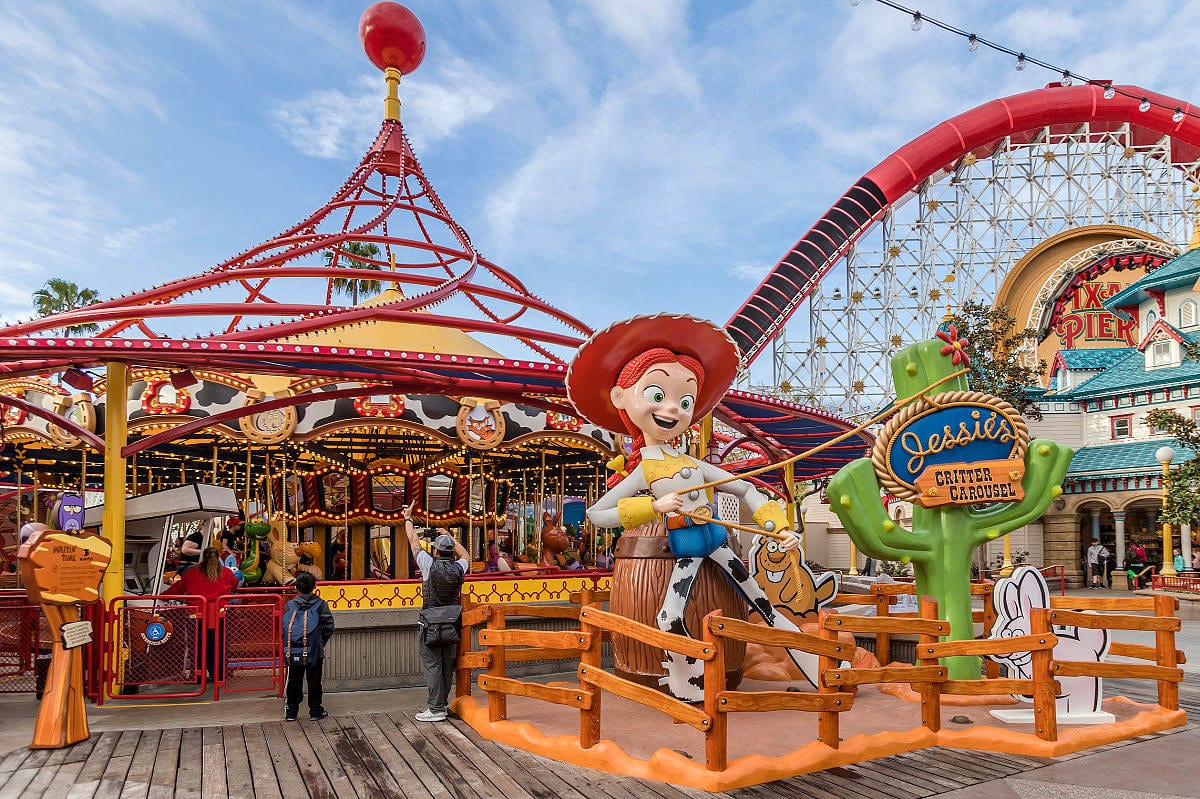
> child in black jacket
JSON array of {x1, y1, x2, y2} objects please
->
[{"x1": 282, "y1": 571, "x2": 335, "y2": 721}]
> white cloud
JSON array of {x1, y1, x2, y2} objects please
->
[
  {"x1": 85, "y1": 0, "x2": 216, "y2": 44},
  {"x1": 730, "y1": 262, "x2": 769, "y2": 282},
  {"x1": 270, "y1": 79, "x2": 379, "y2": 160},
  {"x1": 101, "y1": 219, "x2": 178, "y2": 255},
  {"x1": 587, "y1": 0, "x2": 687, "y2": 57},
  {"x1": 273, "y1": 57, "x2": 508, "y2": 159}
]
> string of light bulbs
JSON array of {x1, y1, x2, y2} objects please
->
[{"x1": 855, "y1": 0, "x2": 1193, "y2": 123}]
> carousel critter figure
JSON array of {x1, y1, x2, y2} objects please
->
[
  {"x1": 262, "y1": 519, "x2": 300, "y2": 586},
  {"x1": 539, "y1": 511, "x2": 569, "y2": 569},
  {"x1": 568, "y1": 313, "x2": 822, "y2": 701}
]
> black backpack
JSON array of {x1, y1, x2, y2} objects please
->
[{"x1": 283, "y1": 603, "x2": 321, "y2": 666}]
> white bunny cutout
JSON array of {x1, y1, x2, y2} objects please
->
[{"x1": 987, "y1": 566, "x2": 1114, "y2": 723}]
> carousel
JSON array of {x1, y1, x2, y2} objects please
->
[{"x1": 0, "y1": 3, "x2": 871, "y2": 700}]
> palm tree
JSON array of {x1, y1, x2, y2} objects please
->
[
  {"x1": 325, "y1": 242, "x2": 384, "y2": 304},
  {"x1": 32, "y1": 278, "x2": 100, "y2": 336}
]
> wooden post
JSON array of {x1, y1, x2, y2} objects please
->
[
  {"x1": 873, "y1": 588, "x2": 891, "y2": 665},
  {"x1": 981, "y1": 583, "x2": 1000, "y2": 678},
  {"x1": 486, "y1": 609, "x2": 507, "y2": 723},
  {"x1": 816, "y1": 609, "x2": 840, "y2": 748},
  {"x1": 917, "y1": 597, "x2": 941, "y2": 733},
  {"x1": 1154, "y1": 594, "x2": 1179, "y2": 710},
  {"x1": 702, "y1": 611, "x2": 727, "y2": 771},
  {"x1": 578, "y1": 606, "x2": 602, "y2": 748},
  {"x1": 455, "y1": 597, "x2": 477, "y2": 700},
  {"x1": 1029, "y1": 607, "x2": 1057, "y2": 742}
]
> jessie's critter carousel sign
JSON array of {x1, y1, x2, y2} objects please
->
[
  {"x1": 829, "y1": 327, "x2": 1073, "y2": 679},
  {"x1": 872, "y1": 328, "x2": 1028, "y2": 509},
  {"x1": 18, "y1": 529, "x2": 112, "y2": 749}
]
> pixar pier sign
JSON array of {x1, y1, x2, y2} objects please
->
[{"x1": 873, "y1": 393, "x2": 1029, "y2": 508}]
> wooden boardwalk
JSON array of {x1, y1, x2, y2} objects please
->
[{"x1": 1, "y1": 676, "x2": 1196, "y2": 799}]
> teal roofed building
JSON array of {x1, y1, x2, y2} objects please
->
[{"x1": 1031, "y1": 227, "x2": 1200, "y2": 584}]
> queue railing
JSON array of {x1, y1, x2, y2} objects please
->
[{"x1": 1046, "y1": 593, "x2": 1184, "y2": 712}]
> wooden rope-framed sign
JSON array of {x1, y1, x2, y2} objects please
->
[{"x1": 871, "y1": 390, "x2": 1029, "y2": 508}]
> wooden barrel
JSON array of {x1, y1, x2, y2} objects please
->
[{"x1": 610, "y1": 520, "x2": 747, "y2": 691}]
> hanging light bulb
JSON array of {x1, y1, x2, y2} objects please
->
[
  {"x1": 1103, "y1": 84, "x2": 1116, "y2": 100},
  {"x1": 1015, "y1": 53, "x2": 1026, "y2": 71},
  {"x1": 831, "y1": 287, "x2": 843, "y2": 301},
  {"x1": 1173, "y1": 108, "x2": 1185, "y2": 123},
  {"x1": 1139, "y1": 97, "x2": 1151, "y2": 112},
  {"x1": 1060, "y1": 71, "x2": 1072, "y2": 87},
  {"x1": 910, "y1": 12, "x2": 922, "y2": 31},
  {"x1": 967, "y1": 34, "x2": 979, "y2": 52}
]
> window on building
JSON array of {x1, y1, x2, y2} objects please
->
[
  {"x1": 1103, "y1": 397, "x2": 1116, "y2": 409},
  {"x1": 1111, "y1": 415, "x2": 1132, "y2": 439},
  {"x1": 1192, "y1": 406, "x2": 1200, "y2": 425},
  {"x1": 1182, "y1": 300, "x2": 1198, "y2": 328},
  {"x1": 1146, "y1": 310, "x2": 1158, "y2": 328},
  {"x1": 1151, "y1": 340, "x2": 1172, "y2": 366},
  {"x1": 1118, "y1": 395, "x2": 1131, "y2": 407}
]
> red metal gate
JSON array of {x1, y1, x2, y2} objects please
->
[
  {"x1": 0, "y1": 598, "x2": 45, "y2": 693},
  {"x1": 216, "y1": 594, "x2": 283, "y2": 699},
  {"x1": 105, "y1": 595, "x2": 207, "y2": 700}
]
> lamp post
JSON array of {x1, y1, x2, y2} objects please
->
[{"x1": 1156, "y1": 445, "x2": 1177, "y2": 578}]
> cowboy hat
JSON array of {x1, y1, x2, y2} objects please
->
[{"x1": 566, "y1": 313, "x2": 738, "y2": 433}]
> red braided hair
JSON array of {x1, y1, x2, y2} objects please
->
[{"x1": 607, "y1": 348, "x2": 705, "y2": 488}]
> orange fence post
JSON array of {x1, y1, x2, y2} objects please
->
[
  {"x1": 873, "y1": 588, "x2": 892, "y2": 664},
  {"x1": 701, "y1": 611, "x2": 727, "y2": 771},
  {"x1": 486, "y1": 608, "x2": 507, "y2": 723},
  {"x1": 979, "y1": 583, "x2": 1000, "y2": 679},
  {"x1": 816, "y1": 609, "x2": 841, "y2": 748},
  {"x1": 578, "y1": 604, "x2": 602, "y2": 749},
  {"x1": 916, "y1": 597, "x2": 941, "y2": 733},
  {"x1": 1029, "y1": 607, "x2": 1058, "y2": 741},
  {"x1": 1154, "y1": 594, "x2": 1180, "y2": 711},
  {"x1": 455, "y1": 597, "x2": 475, "y2": 700}
]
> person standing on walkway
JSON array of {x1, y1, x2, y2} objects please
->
[
  {"x1": 164, "y1": 547, "x2": 239, "y2": 678},
  {"x1": 282, "y1": 571, "x2": 334, "y2": 721},
  {"x1": 403, "y1": 502, "x2": 468, "y2": 722},
  {"x1": 1086, "y1": 538, "x2": 1109, "y2": 589}
]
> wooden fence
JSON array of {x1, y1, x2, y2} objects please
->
[{"x1": 456, "y1": 590, "x2": 1184, "y2": 773}]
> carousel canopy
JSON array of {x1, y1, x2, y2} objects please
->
[{"x1": 0, "y1": 3, "x2": 869, "y2": 495}]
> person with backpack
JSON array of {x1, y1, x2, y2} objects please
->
[
  {"x1": 403, "y1": 502, "x2": 468, "y2": 722},
  {"x1": 1086, "y1": 537, "x2": 1110, "y2": 590},
  {"x1": 282, "y1": 571, "x2": 334, "y2": 721}
]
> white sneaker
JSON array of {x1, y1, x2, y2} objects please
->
[{"x1": 415, "y1": 709, "x2": 447, "y2": 722}]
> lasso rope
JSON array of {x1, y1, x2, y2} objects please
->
[
  {"x1": 690, "y1": 367, "x2": 970, "y2": 494},
  {"x1": 674, "y1": 367, "x2": 970, "y2": 587}
]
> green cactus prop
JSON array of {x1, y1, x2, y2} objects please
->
[{"x1": 827, "y1": 337, "x2": 1073, "y2": 680}]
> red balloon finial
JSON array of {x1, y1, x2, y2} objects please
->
[{"x1": 359, "y1": 2, "x2": 426, "y2": 75}]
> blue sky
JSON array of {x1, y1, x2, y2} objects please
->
[{"x1": 4, "y1": 0, "x2": 1200, "y2": 373}]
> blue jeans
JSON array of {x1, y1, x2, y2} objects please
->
[{"x1": 667, "y1": 521, "x2": 726, "y2": 559}]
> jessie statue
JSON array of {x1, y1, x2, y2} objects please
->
[{"x1": 567, "y1": 313, "x2": 820, "y2": 701}]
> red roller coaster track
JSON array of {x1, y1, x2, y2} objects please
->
[{"x1": 726, "y1": 82, "x2": 1200, "y2": 369}]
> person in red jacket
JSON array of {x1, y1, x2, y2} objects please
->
[{"x1": 165, "y1": 547, "x2": 239, "y2": 680}]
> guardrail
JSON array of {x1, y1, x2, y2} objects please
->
[
  {"x1": 1152, "y1": 574, "x2": 1200, "y2": 594},
  {"x1": 1047, "y1": 594, "x2": 1184, "y2": 712},
  {"x1": 456, "y1": 589, "x2": 1185, "y2": 773}
]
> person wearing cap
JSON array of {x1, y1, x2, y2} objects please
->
[
  {"x1": 403, "y1": 501, "x2": 468, "y2": 721},
  {"x1": 220, "y1": 517, "x2": 244, "y2": 561},
  {"x1": 567, "y1": 313, "x2": 823, "y2": 701}
]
